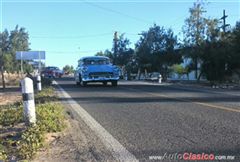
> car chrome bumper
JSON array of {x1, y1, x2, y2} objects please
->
[{"x1": 82, "y1": 76, "x2": 119, "y2": 82}]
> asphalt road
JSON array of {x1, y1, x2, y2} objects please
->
[{"x1": 56, "y1": 77, "x2": 240, "y2": 162}]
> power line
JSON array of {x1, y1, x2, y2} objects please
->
[
  {"x1": 81, "y1": 0, "x2": 153, "y2": 24},
  {"x1": 3, "y1": 0, "x2": 211, "y2": 3},
  {"x1": 45, "y1": 49, "x2": 101, "y2": 53},
  {"x1": 125, "y1": 32, "x2": 139, "y2": 35},
  {"x1": 31, "y1": 33, "x2": 112, "y2": 39},
  {"x1": 124, "y1": 15, "x2": 189, "y2": 35}
]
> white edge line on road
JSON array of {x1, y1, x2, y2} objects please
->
[{"x1": 52, "y1": 80, "x2": 139, "y2": 162}]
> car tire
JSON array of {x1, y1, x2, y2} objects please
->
[
  {"x1": 111, "y1": 81, "x2": 118, "y2": 86},
  {"x1": 76, "y1": 75, "x2": 82, "y2": 86},
  {"x1": 103, "y1": 81, "x2": 107, "y2": 86},
  {"x1": 82, "y1": 81, "x2": 87, "y2": 86}
]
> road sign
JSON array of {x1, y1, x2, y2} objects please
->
[
  {"x1": 16, "y1": 51, "x2": 46, "y2": 75},
  {"x1": 16, "y1": 51, "x2": 45, "y2": 60}
]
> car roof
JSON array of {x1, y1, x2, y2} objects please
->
[
  {"x1": 80, "y1": 56, "x2": 109, "y2": 60},
  {"x1": 45, "y1": 66, "x2": 58, "y2": 69}
]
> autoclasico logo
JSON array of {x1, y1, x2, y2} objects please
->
[
  {"x1": 183, "y1": 153, "x2": 214, "y2": 160},
  {"x1": 149, "y1": 152, "x2": 235, "y2": 161}
]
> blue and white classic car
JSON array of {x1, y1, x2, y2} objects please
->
[{"x1": 74, "y1": 56, "x2": 119, "y2": 86}]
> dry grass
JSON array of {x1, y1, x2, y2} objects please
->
[
  {"x1": 0, "y1": 72, "x2": 23, "y2": 87},
  {"x1": 0, "y1": 92, "x2": 21, "y2": 106},
  {"x1": 0, "y1": 73, "x2": 23, "y2": 105}
]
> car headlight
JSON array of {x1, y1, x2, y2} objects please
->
[
  {"x1": 113, "y1": 66, "x2": 119, "y2": 75},
  {"x1": 82, "y1": 66, "x2": 88, "y2": 73}
]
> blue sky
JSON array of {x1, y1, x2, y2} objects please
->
[{"x1": 1, "y1": 0, "x2": 239, "y2": 69}]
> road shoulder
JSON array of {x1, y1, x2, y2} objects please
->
[{"x1": 33, "y1": 102, "x2": 115, "y2": 162}]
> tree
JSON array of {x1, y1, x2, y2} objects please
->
[
  {"x1": 135, "y1": 24, "x2": 182, "y2": 80},
  {"x1": 0, "y1": 30, "x2": 10, "y2": 89},
  {"x1": 199, "y1": 19, "x2": 240, "y2": 83},
  {"x1": 205, "y1": 18, "x2": 220, "y2": 42},
  {"x1": 95, "y1": 51, "x2": 104, "y2": 56},
  {"x1": 231, "y1": 21, "x2": 240, "y2": 75},
  {"x1": 182, "y1": 1, "x2": 207, "y2": 80},
  {"x1": 112, "y1": 34, "x2": 134, "y2": 67},
  {"x1": 9, "y1": 26, "x2": 30, "y2": 72},
  {"x1": 171, "y1": 64, "x2": 189, "y2": 79},
  {"x1": 201, "y1": 41, "x2": 227, "y2": 82},
  {"x1": 63, "y1": 65, "x2": 74, "y2": 74},
  {"x1": 103, "y1": 49, "x2": 113, "y2": 60},
  {"x1": 223, "y1": 21, "x2": 240, "y2": 81},
  {"x1": 0, "y1": 26, "x2": 30, "y2": 89},
  {"x1": 95, "y1": 49, "x2": 114, "y2": 61}
]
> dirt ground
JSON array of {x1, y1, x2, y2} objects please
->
[
  {"x1": 0, "y1": 87, "x2": 21, "y2": 106},
  {"x1": 32, "y1": 104, "x2": 115, "y2": 162},
  {"x1": 0, "y1": 73, "x2": 22, "y2": 105}
]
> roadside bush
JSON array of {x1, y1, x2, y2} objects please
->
[
  {"x1": 0, "y1": 143, "x2": 7, "y2": 161},
  {"x1": 17, "y1": 102, "x2": 65, "y2": 159},
  {"x1": 0, "y1": 104, "x2": 23, "y2": 126},
  {"x1": 41, "y1": 77, "x2": 52, "y2": 87},
  {"x1": 36, "y1": 103, "x2": 65, "y2": 132},
  {"x1": 0, "y1": 85, "x2": 65, "y2": 160},
  {"x1": 35, "y1": 87, "x2": 58, "y2": 104},
  {"x1": 17, "y1": 125, "x2": 44, "y2": 159},
  {"x1": 36, "y1": 86, "x2": 54, "y2": 98}
]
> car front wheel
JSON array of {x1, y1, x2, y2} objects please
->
[
  {"x1": 76, "y1": 75, "x2": 82, "y2": 86},
  {"x1": 103, "y1": 81, "x2": 107, "y2": 86},
  {"x1": 111, "y1": 81, "x2": 118, "y2": 86},
  {"x1": 82, "y1": 81, "x2": 87, "y2": 86}
]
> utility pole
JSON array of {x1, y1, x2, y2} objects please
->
[
  {"x1": 220, "y1": 10, "x2": 230, "y2": 73},
  {"x1": 220, "y1": 10, "x2": 230, "y2": 34},
  {"x1": 113, "y1": 31, "x2": 118, "y2": 65}
]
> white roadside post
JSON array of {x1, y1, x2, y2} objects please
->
[
  {"x1": 37, "y1": 51, "x2": 42, "y2": 92},
  {"x1": 158, "y1": 74, "x2": 162, "y2": 84},
  {"x1": 21, "y1": 77, "x2": 36, "y2": 125},
  {"x1": 37, "y1": 75, "x2": 42, "y2": 91}
]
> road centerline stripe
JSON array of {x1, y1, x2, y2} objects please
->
[
  {"x1": 53, "y1": 80, "x2": 139, "y2": 162},
  {"x1": 121, "y1": 86, "x2": 240, "y2": 113}
]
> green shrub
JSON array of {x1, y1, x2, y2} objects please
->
[
  {"x1": 0, "y1": 143, "x2": 7, "y2": 161},
  {"x1": 35, "y1": 87, "x2": 58, "y2": 104},
  {"x1": 17, "y1": 103, "x2": 65, "y2": 159},
  {"x1": 17, "y1": 125, "x2": 44, "y2": 159},
  {"x1": 41, "y1": 77, "x2": 52, "y2": 87},
  {"x1": 36, "y1": 103, "x2": 65, "y2": 132},
  {"x1": 0, "y1": 105, "x2": 23, "y2": 126},
  {"x1": 36, "y1": 87, "x2": 54, "y2": 98},
  {"x1": 1, "y1": 87, "x2": 65, "y2": 160}
]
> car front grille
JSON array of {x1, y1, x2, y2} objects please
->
[{"x1": 89, "y1": 72, "x2": 113, "y2": 78}]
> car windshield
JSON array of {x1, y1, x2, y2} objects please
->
[
  {"x1": 83, "y1": 59, "x2": 110, "y2": 65},
  {"x1": 46, "y1": 67, "x2": 58, "y2": 70}
]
